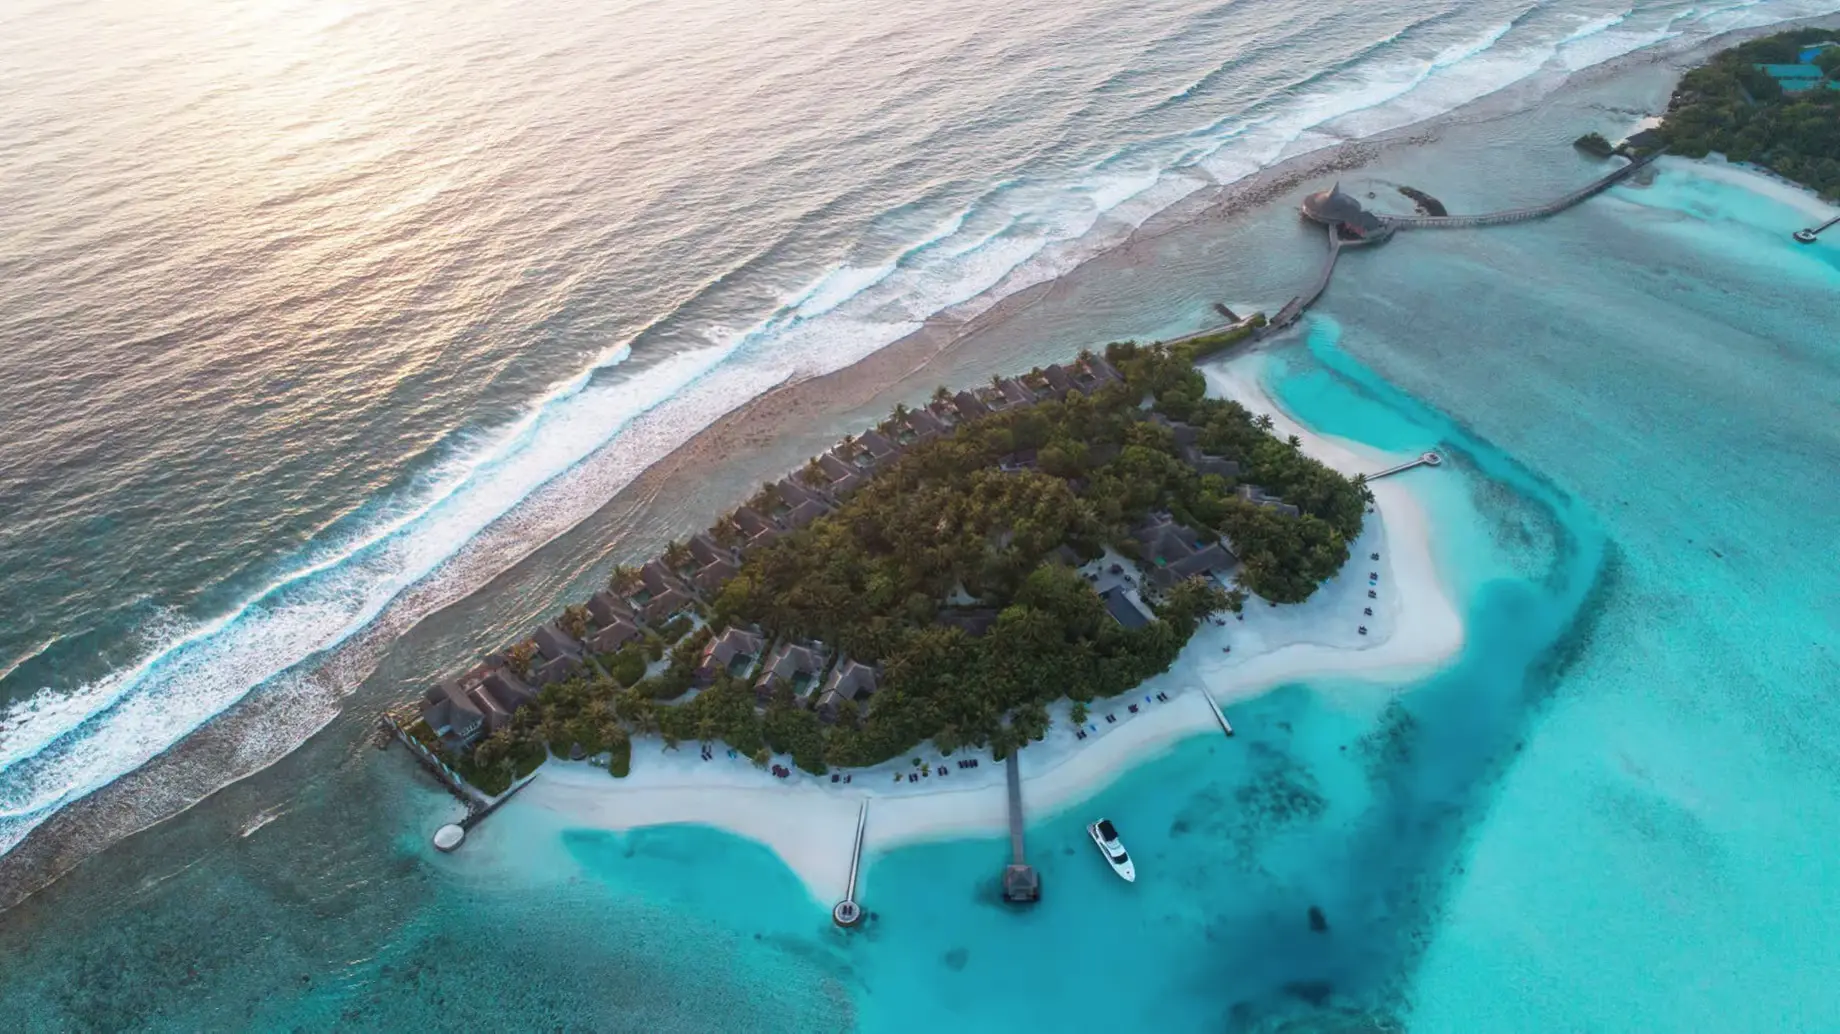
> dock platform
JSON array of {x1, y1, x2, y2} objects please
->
[
  {"x1": 1366, "y1": 451, "x2": 1442, "y2": 481},
  {"x1": 1001, "y1": 751, "x2": 1040, "y2": 903}
]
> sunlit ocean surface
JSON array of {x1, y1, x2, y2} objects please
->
[{"x1": 1, "y1": 0, "x2": 1837, "y2": 1028}]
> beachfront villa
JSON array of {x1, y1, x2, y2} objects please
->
[
  {"x1": 698, "y1": 627, "x2": 766, "y2": 685},
  {"x1": 1133, "y1": 513, "x2": 1239, "y2": 592},
  {"x1": 815, "y1": 659, "x2": 879, "y2": 723},
  {"x1": 421, "y1": 664, "x2": 539, "y2": 751},
  {"x1": 754, "y1": 640, "x2": 829, "y2": 702},
  {"x1": 585, "y1": 614, "x2": 642, "y2": 654}
]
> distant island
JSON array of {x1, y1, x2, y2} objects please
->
[
  {"x1": 404, "y1": 319, "x2": 1374, "y2": 793},
  {"x1": 1655, "y1": 29, "x2": 1840, "y2": 198}
]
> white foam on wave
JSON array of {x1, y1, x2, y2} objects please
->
[{"x1": 0, "y1": 341, "x2": 736, "y2": 852}]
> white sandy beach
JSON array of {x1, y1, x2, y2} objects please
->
[
  {"x1": 502, "y1": 353, "x2": 1466, "y2": 904},
  {"x1": 1675, "y1": 154, "x2": 1840, "y2": 221}
]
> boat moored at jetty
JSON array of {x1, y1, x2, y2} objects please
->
[{"x1": 1087, "y1": 818, "x2": 1135, "y2": 882}]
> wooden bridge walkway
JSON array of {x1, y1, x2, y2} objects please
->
[
  {"x1": 1000, "y1": 751, "x2": 1039, "y2": 902},
  {"x1": 1387, "y1": 151, "x2": 1661, "y2": 230}
]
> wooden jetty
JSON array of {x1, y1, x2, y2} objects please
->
[
  {"x1": 1366, "y1": 451, "x2": 1443, "y2": 481},
  {"x1": 833, "y1": 799, "x2": 869, "y2": 927},
  {"x1": 1794, "y1": 213, "x2": 1840, "y2": 243},
  {"x1": 1386, "y1": 151, "x2": 1661, "y2": 230},
  {"x1": 379, "y1": 711, "x2": 535, "y2": 850},
  {"x1": 1198, "y1": 689, "x2": 1235, "y2": 737},
  {"x1": 1000, "y1": 751, "x2": 1040, "y2": 903}
]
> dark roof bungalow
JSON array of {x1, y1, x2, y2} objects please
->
[
  {"x1": 774, "y1": 477, "x2": 833, "y2": 513},
  {"x1": 755, "y1": 640, "x2": 828, "y2": 702},
  {"x1": 900, "y1": 407, "x2": 947, "y2": 442},
  {"x1": 815, "y1": 659, "x2": 879, "y2": 723},
  {"x1": 586, "y1": 616, "x2": 642, "y2": 654},
  {"x1": 422, "y1": 678, "x2": 486, "y2": 749},
  {"x1": 855, "y1": 428, "x2": 900, "y2": 466},
  {"x1": 641, "y1": 587, "x2": 695, "y2": 626},
  {"x1": 692, "y1": 554, "x2": 740, "y2": 595},
  {"x1": 951, "y1": 390, "x2": 989, "y2": 421},
  {"x1": 1135, "y1": 515, "x2": 1238, "y2": 591},
  {"x1": 698, "y1": 627, "x2": 766, "y2": 684},
  {"x1": 687, "y1": 532, "x2": 731, "y2": 568},
  {"x1": 587, "y1": 590, "x2": 633, "y2": 628},
  {"x1": 1183, "y1": 444, "x2": 1241, "y2": 480},
  {"x1": 997, "y1": 377, "x2": 1037, "y2": 409},
  {"x1": 534, "y1": 623, "x2": 582, "y2": 662},
  {"x1": 534, "y1": 653, "x2": 584, "y2": 687},
  {"x1": 1236, "y1": 483, "x2": 1301, "y2": 518}
]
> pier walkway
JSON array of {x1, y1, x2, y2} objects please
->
[
  {"x1": 1387, "y1": 151, "x2": 1661, "y2": 230},
  {"x1": 1198, "y1": 689, "x2": 1235, "y2": 737},
  {"x1": 1795, "y1": 213, "x2": 1840, "y2": 242},
  {"x1": 1365, "y1": 451, "x2": 1443, "y2": 480},
  {"x1": 1001, "y1": 751, "x2": 1040, "y2": 903},
  {"x1": 833, "y1": 800, "x2": 869, "y2": 926}
]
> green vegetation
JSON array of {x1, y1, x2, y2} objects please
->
[
  {"x1": 408, "y1": 719, "x2": 545, "y2": 796},
  {"x1": 1656, "y1": 30, "x2": 1840, "y2": 198},
  {"x1": 1573, "y1": 132, "x2": 1615, "y2": 158},
  {"x1": 447, "y1": 340, "x2": 1365, "y2": 777}
]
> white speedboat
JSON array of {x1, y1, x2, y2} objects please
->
[{"x1": 1087, "y1": 818, "x2": 1135, "y2": 882}]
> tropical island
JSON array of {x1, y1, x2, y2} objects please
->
[
  {"x1": 402, "y1": 322, "x2": 1373, "y2": 793},
  {"x1": 1654, "y1": 29, "x2": 1840, "y2": 198}
]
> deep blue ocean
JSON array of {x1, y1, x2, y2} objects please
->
[{"x1": 2, "y1": 0, "x2": 1837, "y2": 1029}]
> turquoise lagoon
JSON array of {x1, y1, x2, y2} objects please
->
[{"x1": 0, "y1": 160, "x2": 1834, "y2": 1031}]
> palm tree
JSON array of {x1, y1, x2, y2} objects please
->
[
  {"x1": 1287, "y1": 434, "x2": 1302, "y2": 449},
  {"x1": 1256, "y1": 413, "x2": 1275, "y2": 430},
  {"x1": 933, "y1": 385, "x2": 952, "y2": 403},
  {"x1": 663, "y1": 539, "x2": 692, "y2": 570}
]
